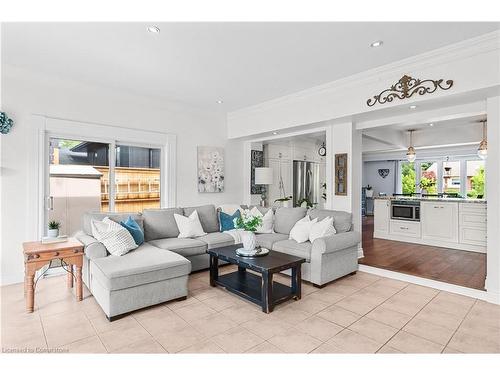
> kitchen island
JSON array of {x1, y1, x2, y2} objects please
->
[{"x1": 373, "y1": 196, "x2": 487, "y2": 253}]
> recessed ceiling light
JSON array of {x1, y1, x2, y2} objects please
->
[
  {"x1": 272, "y1": 132, "x2": 278, "y2": 135},
  {"x1": 370, "y1": 40, "x2": 383, "y2": 48},
  {"x1": 429, "y1": 123, "x2": 434, "y2": 127},
  {"x1": 147, "y1": 25, "x2": 160, "y2": 34},
  {"x1": 216, "y1": 100, "x2": 224, "y2": 104},
  {"x1": 409, "y1": 105, "x2": 417, "y2": 110}
]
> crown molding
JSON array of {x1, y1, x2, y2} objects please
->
[{"x1": 228, "y1": 30, "x2": 500, "y2": 121}]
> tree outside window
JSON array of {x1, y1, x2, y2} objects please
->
[
  {"x1": 419, "y1": 162, "x2": 437, "y2": 194},
  {"x1": 401, "y1": 162, "x2": 416, "y2": 194},
  {"x1": 467, "y1": 164, "x2": 485, "y2": 198}
]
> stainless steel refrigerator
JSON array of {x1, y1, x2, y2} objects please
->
[{"x1": 293, "y1": 160, "x2": 321, "y2": 207}]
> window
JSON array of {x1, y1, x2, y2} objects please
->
[
  {"x1": 401, "y1": 162, "x2": 416, "y2": 194},
  {"x1": 48, "y1": 138, "x2": 162, "y2": 237},
  {"x1": 114, "y1": 145, "x2": 161, "y2": 212},
  {"x1": 467, "y1": 160, "x2": 485, "y2": 198},
  {"x1": 419, "y1": 161, "x2": 437, "y2": 194},
  {"x1": 443, "y1": 161, "x2": 461, "y2": 195}
]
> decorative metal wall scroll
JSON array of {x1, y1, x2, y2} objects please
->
[
  {"x1": 0, "y1": 112, "x2": 14, "y2": 134},
  {"x1": 366, "y1": 75, "x2": 454, "y2": 107},
  {"x1": 378, "y1": 169, "x2": 390, "y2": 178}
]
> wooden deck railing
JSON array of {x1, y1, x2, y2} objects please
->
[{"x1": 95, "y1": 167, "x2": 161, "y2": 212}]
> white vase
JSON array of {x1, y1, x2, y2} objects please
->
[
  {"x1": 47, "y1": 229, "x2": 59, "y2": 238},
  {"x1": 242, "y1": 231, "x2": 256, "y2": 251}
]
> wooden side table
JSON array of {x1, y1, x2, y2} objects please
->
[{"x1": 22, "y1": 238, "x2": 84, "y2": 313}]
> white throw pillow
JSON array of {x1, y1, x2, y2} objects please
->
[
  {"x1": 174, "y1": 210, "x2": 207, "y2": 238},
  {"x1": 217, "y1": 204, "x2": 242, "y2": 216},
  {"x1": 91, "y1": 217, "x2": 138, "y2": 256},
  {"x1": 289, "y1": 216, "x2": 318, "y2": 243},
  {"x1": 249, "y1": 206, "x2": 274, "y2": 234},
  {"x1": 309, "y1": 216, "x2": 337, "y2": 243}
]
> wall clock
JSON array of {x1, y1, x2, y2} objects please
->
[{"x1": 318, "y1": 142, "x2": 326, "y2": 157}]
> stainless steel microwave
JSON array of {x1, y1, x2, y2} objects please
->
[{"x1": 391, "y1": 200, "x2": 420, "y2": 221}]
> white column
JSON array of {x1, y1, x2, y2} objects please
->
[
  {"x1": 486, "y1": 96, "x2": 500, "y2": 304},
  {"x1": 329, "y1": 121, "x2": 353, "y2": 212}
]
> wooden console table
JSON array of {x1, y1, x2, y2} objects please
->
[{"x1": 22, "y1": 238, "x2": 84, "y2": 313}]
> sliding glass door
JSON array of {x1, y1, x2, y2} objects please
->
[
  {"x1": 47, "y1": 137, "x2": 162, "y2": 237},
  {"x1": 113, "y1": 144, "x2": 161, "y2": 213}
]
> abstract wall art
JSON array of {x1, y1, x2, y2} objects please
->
[{"x1": 197, "y1": 146, "x2": 224, "y2": 193}]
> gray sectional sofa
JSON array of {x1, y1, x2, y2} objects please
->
[{"x1": 75, "y1": 204, "x2": 360, "y2": 320}]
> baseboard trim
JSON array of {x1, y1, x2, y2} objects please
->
[{"x1": 358, "y1": 264, "x2": 498, "y2": 304}]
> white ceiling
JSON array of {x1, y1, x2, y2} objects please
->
[
  {"x1": 362, "y1": 115, "x2": 485, "y2": 153},
  {"x1": 3, "y1": 22, "x2": 499, "y2": 112}
]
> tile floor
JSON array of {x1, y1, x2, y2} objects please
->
[{"x1": 1, "y1": 266, "x2": 499, "y2": 354}]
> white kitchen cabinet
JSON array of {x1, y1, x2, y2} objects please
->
[
  {"x1": 421, "y1": 201, "x2": 459, "y2": 243},
  {"x1": 374, "y1": 199, "x2": 390, "y2": 235},
  {"x1": 390, "y1": 220, "x2": 421, "y2": 238},
  {"x1": 459, "y1": 203, "x2": 487, "y2": 248},
  {"x1": 267, "y1": 158, "x2": 292, "y2": 205},
  {"x1": 292, "y1": 145, "x2": 310, "y2": 161},
  {"x1": 267, "y1": 143, "x2": 291, "y2": 160}
]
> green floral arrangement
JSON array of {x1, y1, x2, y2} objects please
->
[{"x1": 233, "y1": 211, "x2": 263, "y2": 232}]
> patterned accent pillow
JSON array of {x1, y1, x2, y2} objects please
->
[
  {"x1": 219, "y1": 210, "x2": 241, "y2": 232},
  {"x1": 91, "y1": 217, "x2": 138, "y2": 256}
]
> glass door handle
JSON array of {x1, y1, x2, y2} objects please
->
[{"x1": 46, "y1": 196, "x2": 54, "y2": 210}]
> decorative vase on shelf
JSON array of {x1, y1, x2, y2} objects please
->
[{"x1": 242, "y1": 231, "x2": 256, "y2": 251}]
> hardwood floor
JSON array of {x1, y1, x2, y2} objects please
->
[{"x1": 359, "y1": 216, "x2": 486, "y2": 290}]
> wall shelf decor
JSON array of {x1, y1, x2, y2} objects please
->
[
  {"x1": 0, "y1": 112, "x2": 14, "y2": 134},
  {"x1": 366, "y1": 75, "x2": 454, "y2": 107},
  {"x1": 335, "y1": 153, "x2": 348, "y2": 196}
]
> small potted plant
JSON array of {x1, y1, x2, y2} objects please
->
[
  {"x1": 274, "y1": 195, "x2": 293, "y2": 208},
  {"x1": 233, "y1": 211, "x2": 263, "y2": 252},
  {"x1": 365, "y1": 185, "x2": 374, "y2": 198},
  {"x1": 47, "y1": 220, "x2": 60, "y2": 238}
]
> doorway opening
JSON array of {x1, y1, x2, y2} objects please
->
[{"x1": 359, "y1": 115, "x2": 487, "y2": 291}]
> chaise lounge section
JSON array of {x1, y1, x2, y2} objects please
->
[{"x1": 75, "y1": 204, "x2": 360, "y2": 319}]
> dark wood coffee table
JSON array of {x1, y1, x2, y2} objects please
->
[{"x1": 207, "y1": 244, "x2": 306, "y2": 313}]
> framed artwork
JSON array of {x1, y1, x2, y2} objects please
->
[
  {"x1": 250, "y1": 150, "x2": 264, "y2": 194},
  {"x1": 197, "y1": 146, "x2": 224, "y2": 193},
  {"x1": 335, "y1": 153, "x2": 348, "y2": 196}
]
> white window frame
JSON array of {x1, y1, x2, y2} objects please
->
[
  {"x1": 28, "y1": 115, "x2": 176, "y2": 241},
  {"x1": 396, "y1": 157, "x2": 485, "y2": 198}
]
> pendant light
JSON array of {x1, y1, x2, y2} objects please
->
[
  {"x1": 477, "y1": 119, "x2": 487, "y2": 160},
  {"x1": 406, "y1": 129, "x2": 416, "y2": 162}
]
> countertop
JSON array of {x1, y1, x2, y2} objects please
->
[{"x1": 373, "y1": 196, "x2": 487, "y2": 204}]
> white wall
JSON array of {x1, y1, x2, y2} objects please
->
[
  {"x1": 486, "y1": 96, "x2": 500, "y2": 303},
  {"x1": 363, "y1": 161, "x2": 397, "y2": 196},
  {"x1": 0, "y1": 65, "x2": 244, "y2": 285}
]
